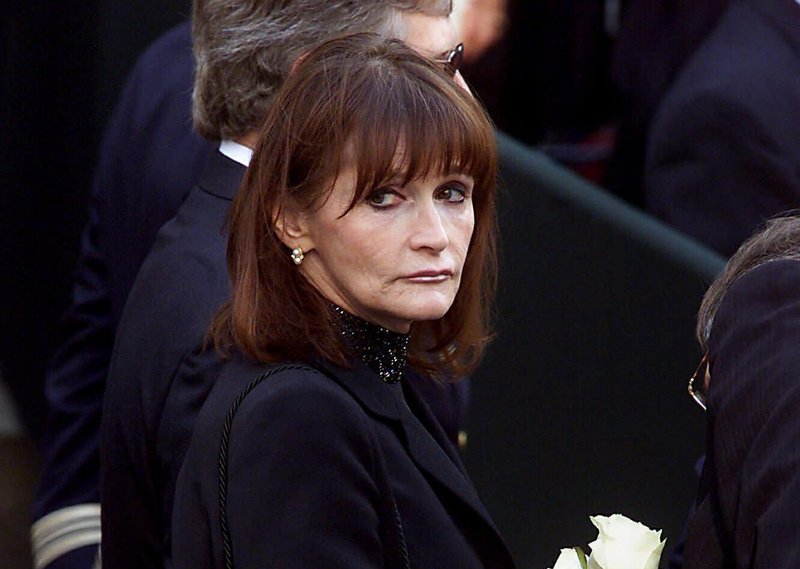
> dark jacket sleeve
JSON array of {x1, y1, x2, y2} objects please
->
[
  {"x1": 174, "y1": 370, "x2": 385, "y2": 569},
  {"x1": 707, "y1": 259, "x2": 800, "y2": 568},
  {"x1": 30, "y1": 72, "x2": 127, "y2": 569},
  {"x1": 645, "y1": 91, "x2": 798, "y2": 257},
  {"x1": 31, "y1": 22, "x2": 202, "y2": 569}
]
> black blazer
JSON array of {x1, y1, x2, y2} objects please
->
[
  {"x1": 173, "y1": 356, "x2": 515, "y2": 569},
  {"x1": 100, "y1": 149, "x2": 472, "y2": 569},
  {"x1": 645, "y1": 0, "x2": 800, "y2": 257},
  {"x1": 100, "y1": 150, "x2": 244, "y2": 569},
  {"x1": 683, "y1": 260, "x2": 800, "y2": 568}
]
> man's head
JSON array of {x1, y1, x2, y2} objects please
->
[
  {"x1": 192, "y1": 0, "x2": 455, "y2": 141},
  {"x1": 697, "y1": 213, "x2": 800, "y2": 351}
]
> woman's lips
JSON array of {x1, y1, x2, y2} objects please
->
[{"x1": 402, "y1": 269, "x2": 453, "y2": 283}]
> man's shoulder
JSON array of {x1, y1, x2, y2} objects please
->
[
  {"x1": 107, "y1": 182, "x2": 231, "y2": 394},
  {"x1": 150, "y1": 187, "x2": 229, "y2": 262},
  {"x1": 109, "y1": 150, "x2": 243, "y2": 380},
  {"x1": 126, "y1": 22, "x2": 193, "y2": 92},
  {"x1": 660, "y1": 2, "x2": 800, "y2": 119},
  {"x1": 125, "y1": 221, "x2": 227, "y2": 320},
  {"x1": 708, "y1": 259, "x2": 800, "y2": 377},
  {"x1": 127, "y1": 156, "x2": 236, "y2": 307}
]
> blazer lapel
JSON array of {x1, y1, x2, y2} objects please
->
[
  {"x1": 312, "y1": 360, "x2": 403, "y2": 421},
  {"x1": 315, "y1": 360, "x2": 511, "y2": 561},
  {"x1": 402, "y1": 378, "x2": 471, "y2": 479},
  {"x1": 398, "y1": 376, "x2": 506, "y2": 542}
]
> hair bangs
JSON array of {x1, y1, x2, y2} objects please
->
[{"x1": 339, "y1": 62, "x2": 496, "y2": 211}]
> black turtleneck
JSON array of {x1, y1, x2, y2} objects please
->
[{"x1": 329, "y1": 304, "x2": 410, "y2": 384}]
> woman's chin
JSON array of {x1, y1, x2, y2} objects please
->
[
  {"x1": 360, "y1": 290, "x2": 457, "y2": 331},
  {"x1": 396, "y1": 296, "x2": 455, "y2": 325}
]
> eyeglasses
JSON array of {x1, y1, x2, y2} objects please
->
[
  {"x1": 436, "y1": 43, "x2": 464, "y2": 77},
  {"x1": 688, "y1": 353, "x2": 710, "y2": 412}
]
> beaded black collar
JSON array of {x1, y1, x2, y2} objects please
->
[{"x1": 330, "y1": 304, "x2": 410, "y2": 384}]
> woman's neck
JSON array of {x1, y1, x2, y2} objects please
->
[{"x1": 329, "y1": 304, "x2": 410, "y2": 384}]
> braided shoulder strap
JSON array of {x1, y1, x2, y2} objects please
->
[
  {"x1": 216, "y1": 364, "x2": 411, "y2": 569},
  {"x1": 391, "y1": 494, "x2": 411, "y2": 569},
  {"x1": 218, "y1": 364, "x2": 316, "y2": 569}
]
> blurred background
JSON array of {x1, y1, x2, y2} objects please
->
[{"x1": 2, "y1": 3, "x2": 188, "y2": 567}]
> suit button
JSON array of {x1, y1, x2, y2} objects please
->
[{"x1": 457, "y1": 430, "x2": 468, "y2": 450}]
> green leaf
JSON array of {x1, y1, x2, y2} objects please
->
[{"x1": 575, "y1": 547, "x2": 587, "y2": 569}]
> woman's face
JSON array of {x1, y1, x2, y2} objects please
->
[{"x1": 296, "y1": 164, "x2": 476, "y2": 333}]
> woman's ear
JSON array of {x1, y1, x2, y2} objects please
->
[{"x1": 273, "y1": 206, "x2": 315, "y2": 253}]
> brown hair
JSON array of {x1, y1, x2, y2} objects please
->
[
  {"x1": 697, "y1": 212, "x2": 800, "y2": 351},
  {"x1": 210, "y1": 33, "x2": 498, "y2": 378},
  {"x1": 191, "y1": 0, "x2": 452, "y2": 140}
]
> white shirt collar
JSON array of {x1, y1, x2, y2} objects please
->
[{"x1": 218, "y1": 140, "x2": 253, "y2": 167}]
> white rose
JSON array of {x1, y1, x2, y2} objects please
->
[
  {"x1": 549, "y1": 548, "x2": 585, "y2": 569},
  {"x1": 586, "y1": 514, "x2": 665, "y2": 569}
]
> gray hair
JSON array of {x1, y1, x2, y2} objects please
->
[
  {"x1": 697, "y1": 212, "x2": 800, "y2": 351},
  {"x1": 192, "y1": 0, "x2": 452, "y2": 140}
]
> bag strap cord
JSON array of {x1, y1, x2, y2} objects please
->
[
  {"x1": 218, "y1": 364, "x2": 317, "y2": 569},
  {"x1": 216, "y1": 363, "x2": 411, "y2": 569},
  {"x1": 392, "y1": 493, "x2": 411, "y2": 569}
]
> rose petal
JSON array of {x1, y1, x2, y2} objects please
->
[
  {"x1": 587, "y1": 514, "x2": 666, "y2": 569},
  {"x1": 550, "y1": 547, "x2": 585, "y2": 569}
]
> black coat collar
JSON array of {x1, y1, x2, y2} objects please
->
[
  {"x1": 314, "y1": 359, "x2": 402, "y2": 420},
  {"x1": 197, "y1": 150, "x2": 246, "y2": 201},
  {"x1": 315, "y1": 358, "x2": 511, "y2": 561}
]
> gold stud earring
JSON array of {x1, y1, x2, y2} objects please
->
[{"x1": 290, "y1": 247, "x2": 304, "y2": 265}]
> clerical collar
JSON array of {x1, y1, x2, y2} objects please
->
[
  {"x1": 330, "y1": 304, "x2": 410, "y2": 384},
  {"x1": 218, "y1": 140, "x2": 253, "y2": 167}
]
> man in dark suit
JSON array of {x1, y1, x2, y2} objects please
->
[
  {"x1": 645, "y1": 0, "x2": 800, "y2": 257},
  {"x1": 34, "y1": 4, "x2": 469, "y2": 569},
  {"x1": 609, "y1": 0, "x2": 728, "y2": 206},
  {"x1": 98, "y1": 2, "x2": 469, "y2": 568},
  {"x1": 683, "y1": 216, "x2": 800, "y2": 568}
]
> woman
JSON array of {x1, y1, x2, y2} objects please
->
[
  {"x1": 683, "y1": 215, "x2": 800, "y2": 569},
  {"x1": 172, "y1": 33, "x2": 515, "y2": 569}
]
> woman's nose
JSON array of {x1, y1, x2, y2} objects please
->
[{"x1": 410, "y1": 202, "x2": 449, "y2": 252}]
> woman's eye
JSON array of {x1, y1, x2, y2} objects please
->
[
  {"x1": 436, "y1": 184, "x2": 467, "y2": 203},
  {"x1": 366, "y1": 188, "x2": 403, "y2": 209}
]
